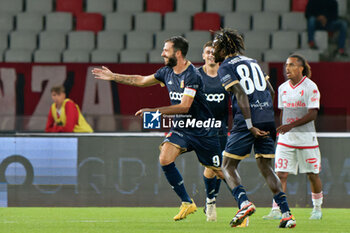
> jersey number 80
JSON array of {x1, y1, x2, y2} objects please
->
[{"x1": 236, "y1": 63, "x2": 267, "y2": 95}]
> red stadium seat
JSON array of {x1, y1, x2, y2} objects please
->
[
  {"x1": 56, "y1": 0, "x2": 83, "y2": 16},
  {"x1": 193, "y1": 12, "x2": 221, "y2": 31},
  {"x1": 146, "y1": 0, "x2": 174, "y2": 15},
  {"x1": 292, "y1": 0, "x2": 308, "y2": 12},
  {"x1": 76, "y1": 13, "x2": 103, "y2": 33}
]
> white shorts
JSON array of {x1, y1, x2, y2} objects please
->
[{"x1": 275, "y1": 144, "x2": 321, "y2": 175}]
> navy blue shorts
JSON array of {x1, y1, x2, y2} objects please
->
[
  {"x1": 161, "y1": 130, "x2": 222, "y2": 169},
  {"x1": 224, "y1": 122, "x2": 276, "y2": 160}
]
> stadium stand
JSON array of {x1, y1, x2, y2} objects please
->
[
  {"x1": 0, "y1": 13, "x2": 14, "y2": 32},
  {"x1": 184, "y1": 31, "x2": 212, "y2": 49},
  {"x1": 0, "y1": 33, "x2": 8, "y2": 51},
  {"x1": 176, "y1": 0, "x2": 203, "y2": 14},
  {"x1": 76, "y1": 13, "x2": 104, "y2": 33},
  {"x1": 120, "y1": 49, "x2": 148, "y2": 63},
  {"x1": 67, "y1": 31, "x2": 95, "y2": 50},
  {"x1": 164, "y1": 12, "x2": 192, "y2": 31},
  {"x1": 126, "y1": 31, "x2": 153, "y2": 50},
  {"x1": 91, "y1": 49, "x2": 118, "y2": 63},
  {"x1": 235, "y1": 0, "x2": 262, "y2": 12},
  {"x1": 86, "y1": 0, "x2": 114, "y2": 14},
  {"x1": 34, "y1": 50, "x2": 61, "y2": 63},
  {"x1": 155, "y1": 30, "x2": 185, "y2": 48},
  {"x1": 263, "y1": 49, "x2": 292, "y2": 62},
  {"x1": 63, "y1": 49, "x2": 90, "y2": 62},
  {"x1": 146, "y1": 0, "x2": 174, "y2": 15},
  {"x1": 105, "y1": 12, "x2": 133, "y2": 32},
  {"x1": 281, "y1": 12, "x2": 307, "y2": 31},
  {"x1": 5, "y1": 49, "x2": 32, "y2": 62},
  {"x1": 134, "y1": 12, "x2": 162, "y2": 31},
  {"x1": 206, "y1": 0, "x2": 233, "y2": 15},
  {"x1": 291, "y1": 0, "x2": 308, "y2": 12},
  {"x1": 56, "y1": 0, "x2": 83, "y2": 16},
  {"x1": 116, "y1": 0, "x2": 144, "y2": 12},
  {"x1": 45, "y1": 12, "x2": 73, "y2": 32},
  {"x1": 193, "y1": 12, "x2": 221, "y2": 31},
  {"x1": 10, "y1": 31, "x2": 37, "y2": 50},
  {"x1": 272, "y1": 31, "x2": 299, "y2": 50},
  {"x1": 224, "y1": 13, "x2": 251, "y2": 31},
  {"x1": 148, "y1": 49, "x2": 163, "y2": 63},
  {"x1": 16, "y1": 13, "x2": 44, "y2": 32},
  {"x1": 0, "y1": 0, "x2": 23, "y2": 14},
  {"x1": 39, "y1": 31, "x2": 66, "y2": 50},
  {"x1": 264, "y1": 0, "x2": 290, "y2": 12},
  {"x1": 252, "y1": 12, "x2": 280, "y2": 31},
  {"x1": 26, "y1": 0, "x2": 53, "y2": 14}
]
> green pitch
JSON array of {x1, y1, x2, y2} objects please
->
[{"x1": 0, "y1": 207, "x2": 349, "y2": 233}]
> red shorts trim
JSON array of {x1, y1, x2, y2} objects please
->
[{"x1": 277, "y1": 142, "x2": 319, "y2": 149}]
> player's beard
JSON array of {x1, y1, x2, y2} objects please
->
[
  {"x1": 165, "y1": 54, "x2": 177, "y2": 67},
  {"x1": 213, "y1": 49, "x2": 225, "y2": 63}
]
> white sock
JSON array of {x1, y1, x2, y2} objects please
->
[
  {"x1": 240, "y1": 200, "x2": 250, "y2": 209},
  {"x1": 312, "y1": 192, "x2": 323, "y2": 211},
  {"x1": 272, "y1": 200, "x2": 280, "y2": 210}
]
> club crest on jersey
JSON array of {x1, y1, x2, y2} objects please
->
[{"x1": 180, "y1": 80, "x2": 184, "y2": 88}]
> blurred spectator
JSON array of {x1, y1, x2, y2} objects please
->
[
  {"x1": 305, "y1": 0, "x2": 348, "y2": 57},
  {"x1": 45, "y1": 85, "x2": 93, "y2": 133}
]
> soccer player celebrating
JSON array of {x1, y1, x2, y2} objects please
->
[
  {"x1": 263, "y1": 54, "x2": 323, "y2": 220},
  {"x1": 212, "y1": 28, "x2": 296, "y2": 228},
  {"x1": 92, "y1": 36, "x2": 225, "y2": 221},
  {"x1": 198, "y1": 41, "x2": 229, "y2": 222}
]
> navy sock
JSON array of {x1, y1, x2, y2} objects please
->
[
  {"x1": 162, "y1": 163, "x2": 191, "y2": 203},
  {"x1": 231, "y1": 185, "x2": 249, "y2": 208},
  {"x1": 214, "y1": 179, "x2": 222, "y2": 198},
  {"x1": 274, "y1": 192, "x2": 290, "y2": 214},
  {"x1": 203, "y1": 176, "x2": 217, "y2": 200}
]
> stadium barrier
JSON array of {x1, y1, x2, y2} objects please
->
[{"x1": 0, "y1": 132, "x2": 349, "y2": 208}]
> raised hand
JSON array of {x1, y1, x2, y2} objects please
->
[{"x1": 91, "y1": 66, "x2": 115, "y2": 81}]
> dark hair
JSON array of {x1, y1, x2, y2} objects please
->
[
  {"x1": 213, "y1": 28, "x2": 245, "y2": 56},
  {"x1": 165, "y1": 36, "x2": 189, "y2": 57},
  {"x1": 203, "y1": 40, "x2": 213, "y2": 50},
  {"x1": 289, "y1": 54, "x2": 312, "y2": 78},
  {"x1": 51, "y1": 85, "x2": 65, "y2": 94}
]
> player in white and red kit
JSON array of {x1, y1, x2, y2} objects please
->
[{"x1": 263, "y1": 54, "x2": 323, "y2": 220}]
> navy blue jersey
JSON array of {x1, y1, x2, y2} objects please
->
[
  {"x1": 198, "y1": 66, "x2": 229, "y2": 134},
  {"x1": 218, "y1": 56, "x2": 274, "y2": 131},
  {"x1": 155, "y1": 63, "x2": 217, "y2": 136}
]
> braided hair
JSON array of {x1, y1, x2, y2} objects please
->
[
  {"x1": 213, "y1": 28, "x2": 245, "y2": 57},
  {"x1": 289, "y1": 54, "x2": 312, "y2": 78}
]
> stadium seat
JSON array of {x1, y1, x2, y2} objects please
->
[
  {"x1": 0, "y1": 50, "x2": 3, "y2": 62},
  {"x1": 186, "y1": 48, "x2": 203, "y2": 63},
  {"x1": 224, "y1": 13, "x2": 251, "y2": 31},
  {"x1": 244, "y1": 49, "x2": 263, "y2": 61},
  {"x1": 148, "y1": 49, "x2": 163, "y2": 63},
  {"x1": 86, "y1": 0, "x2": 114, "y2": 14},
  {"x1": 301, "y1": 31, "x2": 328, "y2": 50},
  {"x1": 243, "y1": 31, "x2": 270, "y2": 50},
  {"x1": 263, "y1": 49, "x2": 292, "y2": 62},
  {"x1": 26, "y1": 0, "x2": 53, "y2": 14},
  {"x1": 97, "y1": 31, "x2": 124, "y2": 51},
  {"x1": 39, "y1": 31, "x2": 66, "y2": 50},
  {"x1": 117, "y1": 0, "x2": 144, "y2": 13},
  {"x1": 68, "y1": 31, "x2": 95, "y2": 50},
  {"x1": 119, "y1": 49, "x2": 148, "y2": 63},
  {"x1": 10, "y1": 31, "x2": 37, "y2": 50},
  {"x1": 235, "y1": 0, "x2": 262, "y2": 12},
  {"x1": 206, "y1": 0, "x2": 233, "y2": 15},
  {"x1": 291, "y1": 0, "x2": 308, "y2": 12},
  {"x1": 63, "y1": 49, "x2": 90, "y2": 62},
  {"x1": 184, "y1": 31, "x2": 212, "y2": 49},
  {"x1": 34, "y1": 49, "x2": 62, "y2": 63},
  {"x1": 146, "y1": 0, "x2": 174, "y2": 15},
  {"x1": 134, "y1": 12, "x2": 162, "y2": 31},
  {"x1": 126, "y1": 31, "x2": 154, "y2": 50},
  {"x1": 91, "y1": 49, "x2": 119, "y2": 63},
  {"x1": 0, "y1": 13, "x2": 14, "y2": 32},
  {"x1": 264, "y1": 0, "x2": 290, "y2": 12},
  {"x1": 281, "y1": 12, "x2": 307, "y2": 31},
  {"x1": 293, "y1": 49, "x2": 320, "y2": 62},
  {"x1": 16, "y1": 13, "x2": 44, "y2": 32},
  {"x1": 5, "y1": 49, "x2": 32, "y2": 62},
  {"x1": 0, "y1": 0, "x2": 23, "y2": 14},
  {"x1": 193, "y1": 12, "x2": 221, "y2": 31},
  {"x1": 105, "y1": 13, "x2": 133, "y2": 32},
  {"x1": 76, "y1": 13, "x2": 103, "y2": 33},
  {"x1": 155, "y1": 31, "x2": 185, "y2": 49},
  {"x1": 45, "y1": 12, "x2": 73, "y2": 32},
  {"x1": 164, "y1": 12, "x2": 192, "y2": 31},
  {"x1": 0, "y1": 33, "x2": 8, "y2": 50},
  {"x1": 272, "y1": 31, "x2": 299, "y2": 50},
  {"x1": 252, "y1": 12, "x2": 280, "y2": 31},
  {"x1": 337, "y1": 0, "x2": 348, "y2": 17},
  {"x1": 176, "y1": 0, "x2": 203, "y2": 13},
  {"x1": 56, "y1": 0, "x2": 83, "y2": 16}
]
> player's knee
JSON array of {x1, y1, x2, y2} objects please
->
[{"x1": 277, "y1": 172, "x2": 288, "y2": 181}]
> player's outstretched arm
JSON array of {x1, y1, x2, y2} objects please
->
[
  {"x1": 92, "y1": 66, "x2": 160, "y2": 87},
  {"x1": 228, "y1": 84, "x2": 269, "y2": 138}
]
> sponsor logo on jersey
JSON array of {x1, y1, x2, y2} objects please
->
[
  {"x1": 167, "y1": 80, "x2": 173, "y2": 85},
  {"x1": 205, "y1": 93, "x2": 225, "y2": 103},
  {"x1": 282, "y1": 101, "x2": 306, "y2": 108},
  {"x1": 169, "y1": 91, "x2": 183, "y2": 101},
  {"x1": 250, "y1": 100, "x2": 269, "y2": 109}
]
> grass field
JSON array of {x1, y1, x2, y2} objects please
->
[{"x1": 0, "y1": 207, "x2": 349, "y2": 233}]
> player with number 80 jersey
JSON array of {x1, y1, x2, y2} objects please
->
[{"x1": 218, "y1": 56, "x2": 275, "y2": 131}]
